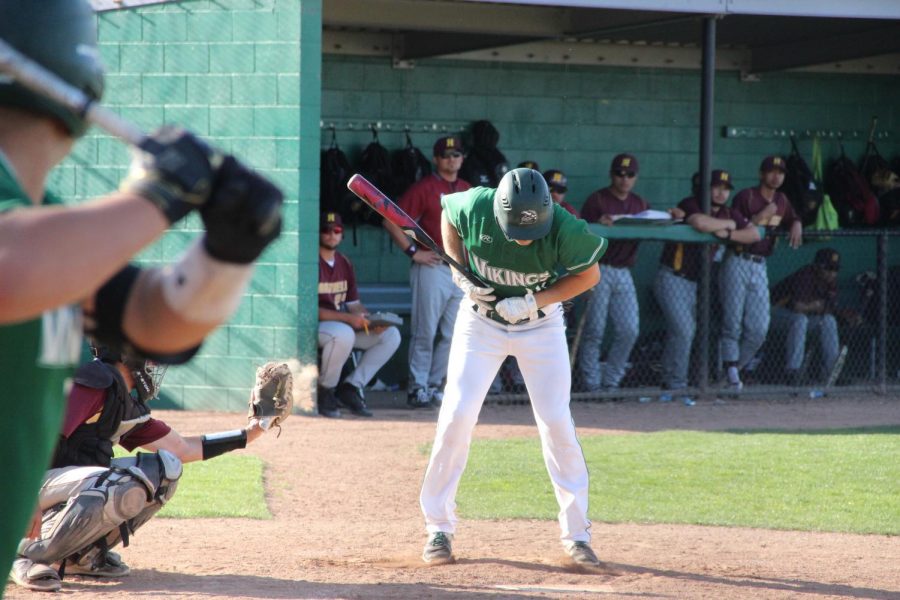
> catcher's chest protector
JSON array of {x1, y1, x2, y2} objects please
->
[{"x1": 52, "y1": 360, "x2": 151, "y2": 468}]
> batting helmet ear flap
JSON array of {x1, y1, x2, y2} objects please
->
[{"x1": 493, "y1": 168, "x2": 553, "y2": 241}]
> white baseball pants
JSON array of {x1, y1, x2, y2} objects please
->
[{"x1": 420, "y1": 302, "x2": 592, "y2": 543}]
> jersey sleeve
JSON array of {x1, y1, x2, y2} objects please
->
[
  {"x1": 556, "y1": 210, "x2": 608, "y2": 274},
  {"x1": 118, "y1": 418, "x2": 172, "y2": 451},
  {"x1": 441, "y1": 187, "x2": 488, "y2": 240},
  {"x1": 60, "y1": 385, "x2": 107, "y2": 438}
]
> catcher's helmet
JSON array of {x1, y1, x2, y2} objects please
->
[
  {"x1": 91, "y1": 343, "x2": 168, "y2": 402},
  {"x1": 494, "y1": 168, "x2": 553, "y2": 241},
  {"x1": 0, "y1": 0, "x2": 105, "y2": 137}
]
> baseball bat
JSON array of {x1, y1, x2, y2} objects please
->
[
  {"x1": 0, "y1": 38, "x2": 144, "y2": 145},
  {"x1": 346, "y1": 174, "x2": 489, "y2": 287}
]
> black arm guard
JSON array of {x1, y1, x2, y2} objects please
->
[{"x1": 201, "y1": 429, "x2": 248, "y2": 460}]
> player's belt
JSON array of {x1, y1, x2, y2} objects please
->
[
  {"x1": 730, "y1": 250, "x2": 765, "y2": 264},
  {"x1": 472, "y1": 304, "x2": 547, "y2": 325}
]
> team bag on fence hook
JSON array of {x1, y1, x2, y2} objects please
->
[
  {"x1": 811, "y1": 136, "x2": 839, "y2": 233},
  {"x1": 392, "y1": 131, "x2": 432, "y2": 198},
  {"x1": 781, "y1": 135, "x2": 823, "y2": 226}
]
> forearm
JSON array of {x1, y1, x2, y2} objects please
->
[
  {"x1": 686, "y1": 213, "x2": 736, "y2": 233},
  {"x1": 0, "y1": 193, "x2": 167, "y2": 323},
  {"x1": 320, "y1": 307, "x2": 355, "y2": 324},
  {"x1": 441, "y1": 212, "x2": 466, "y2": 272},
  {"x1": 730, "y1": 225, "x2": 761, "y2": 245},
  {"x1": 534, "y1": 265, "x2": 600, "y2": 307},
  {"x1": 383, "y1": 220, "x2": 414, "y2": 251}
]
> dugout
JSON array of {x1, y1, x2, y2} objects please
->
[{"x1": 56, "y1": 1, "x2": 900, "y2": 410}]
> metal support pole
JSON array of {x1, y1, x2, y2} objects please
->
[
  {"x1": 697, "y1": 16, "x2": 717, "y2": 396},
  {"x1": 877, "y1": 232, "x2": 888, "y2": 394}
]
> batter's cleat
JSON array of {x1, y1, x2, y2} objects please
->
[
  {"x1": 10, "y1": 557, "x2": 62, "y2": 592},
  {"x1": 68, "y1": 551, "x2": 130, "y2": 578},
  {"x1": 564, "y1": 541, "x2": 601, "y2": 567},
  {"x1": 317, "y1": 386, "x2": 342, "y2": 418},
  {"x1": 422, "y1": 531, "x2": 453, "y2": 563},
  {"x1": 407, "y1": 387, "x2": 431, "y2": 409},
  {"x1": 337, "y1": 382, "x2": 373, "y2": 417}
]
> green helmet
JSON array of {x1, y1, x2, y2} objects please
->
[
  {"x1": 493, "y1": 168, "x2": 553, "y2": 240},
  {"x1": 0, "y1": 0, "x2": 105, "y2": 137}
]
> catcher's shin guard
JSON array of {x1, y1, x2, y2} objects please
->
[{"x1": 21, "y1": 451, "x2": 182, "y2": 566}]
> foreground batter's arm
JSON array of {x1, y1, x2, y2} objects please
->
[{"x1": 533, "y1": 264, "x2": 600, "y2": 308}]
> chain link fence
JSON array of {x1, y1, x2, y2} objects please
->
[{"x1": 486, "y1": 230, "x2": 900, "y2": 404}]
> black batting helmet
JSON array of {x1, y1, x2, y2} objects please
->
[
  {"x1": 0, "y1": 0, "x2": 105, "y2": 137},
  {"x1": 494, "y1": 168, "x2": 553, "y2": 241}
]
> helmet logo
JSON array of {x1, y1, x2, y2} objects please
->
[{"x1": 519, "y1": 210, "x2": 538, "y2": 225}]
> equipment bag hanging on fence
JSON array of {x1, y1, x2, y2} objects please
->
[
  {"x1": 824, "y1": 143, "x2": 880, "y2": 227},
  {"x1": 810, "y1": 136, "x2": 839, "y2": 232},
  {"x1": 353, "y1": 128, "x2": 393, "y2": 227},
  {"x1": 391, "y1": 131, "x2": 432, "y2": 198},
  {"x1": 781, "y1": 136, "x2": 824, "y2": 226},
  {"x1": 320, "y1": 127, "x2": 355, "y2": 221}
]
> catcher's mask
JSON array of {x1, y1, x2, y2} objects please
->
[{"x1": 91, "y1": 343, "x2": 168, "y2": 402}]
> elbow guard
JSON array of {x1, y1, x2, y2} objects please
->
[{"x1": 201, "y1": 429, "x2": 248, "y2": 460}]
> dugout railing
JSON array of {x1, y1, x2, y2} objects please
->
[{"x1": 485, "y1": 226, "x2": 900, "y2": 404}]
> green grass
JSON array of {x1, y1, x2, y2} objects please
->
[
  {"x1": 453, "y1": 427, "x2": 900, "y2": 535},
  {"x1": 114, "y1": 449, "x2": 270, "y2": 519}
]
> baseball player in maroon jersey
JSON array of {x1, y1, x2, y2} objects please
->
[
  {"x1": 12, "y1": 346, "x2": 272, "y2": 591},
  {"x1": 543, "y1": 169, "x2": 579, "y2": 216},
  {"x1": 576, "y1": 153, "x2": 648, "y2": 393},
  {"x1": 654, "y1": 170, "x2": 760, "y2": 405},
  {"x1": 720, "y1": 156, "x2": 803, "y2": 392},
  {"x1": 770, "y1": 248, "x2": 844, "y2": 387},
  {"x1": 383, "y1": 136, "x2": 471, "y2": 408},
  {"x1": 320, "y1": 212, "x2": 401, "y2": 417}
]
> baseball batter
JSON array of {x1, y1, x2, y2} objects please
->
[{"x1": 419, "y1": 168, "x2": 607, "y2": 566}]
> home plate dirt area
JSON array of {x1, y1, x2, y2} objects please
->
[{"x1": 6, "y1": 395, "x2": 899, "y2": 599}]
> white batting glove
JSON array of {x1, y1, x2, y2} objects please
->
[
  {"x1": 495, "y1": 290, "x2": 539, "y2": 324},
  {"x1": 453, "y1": 271, "x2": 495, "y2": 312}
]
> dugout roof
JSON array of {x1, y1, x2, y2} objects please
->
[{"x1": 323, "y1": 0, "x2": 900, "y2": 75}]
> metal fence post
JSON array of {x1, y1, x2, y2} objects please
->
[{"x1": 877, "y1": 232, "x2": 888, "y2": 394}]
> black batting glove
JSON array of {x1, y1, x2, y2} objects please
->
[
  {"x1": 120, "y1": 125, "x2": 222, "y2": 224},
  {"x1": 201, "y1": 156, "x2": 283, "y2": 264}
]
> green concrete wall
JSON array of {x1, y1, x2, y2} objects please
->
[
  {"x1": 50, "y1": 0, "x2": 321, "y2": 411},
  {"x1": 322, "y1": 54, "x2": 900, "y2": 287}
]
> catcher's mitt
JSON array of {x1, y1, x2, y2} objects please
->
[{"x1": 248, "y1": 361, "x2": 293, "y2": 435}]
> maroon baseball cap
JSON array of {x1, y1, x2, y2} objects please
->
[
  {"x1": 518, "y1": 160, "x2": 540, "y2": 171},
  {"x1": 543, "y1": 169, "x2": 568, "y2": 193},
  {"x1": 814, "y1": 247, "x2": 841, "y2": 270},
  {"x1": 711, "y1": 169, "x2": 734, "y2": 189},
  {"x1": 433, "y1": 136, "x2": 463, "y2": 157},
  {"x1": 320, "y1": 211, "x2": 343, "y2": 230},
  {"x1": 760, "y1": 155, "x2": 787, "y2": 173},
  {"x1": 610, "y1": 153, "x2": 639, "y2": 175}
]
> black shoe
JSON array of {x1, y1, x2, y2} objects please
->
[
  {"x1": 407, "y1": 387, "x2": 432, "y2": 409},
  {"x1": 337, "y1": 382, "x2": 373, "y2": 417},
  {"x1": 317, "y1": 386, "x2": 342, "y2": 418}
]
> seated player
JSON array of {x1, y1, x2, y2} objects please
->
[
  {"x1": 770, "y1": 248, "x2": 847, "y2": 387},
  {"x1": 11, "y1": 346, "x2": 277, "y2": 592},
  {"x1": 318, "y1": 212, "x2": 401, "y2": 418}
]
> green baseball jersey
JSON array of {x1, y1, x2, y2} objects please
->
[
  {"x1": 442, "y1": 187, "x2": 607, "y2": 299},
  {"x1": 0, "y1": 156, "x2": 79, "y2": 578}
]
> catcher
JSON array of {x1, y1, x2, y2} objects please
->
[{"x1": 11, "y1": 346, "x2": 292, "y2": 592}]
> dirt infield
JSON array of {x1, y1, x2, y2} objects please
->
[{"x1": 6, "y1": 395, "x2": 900, "y2": 599}]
